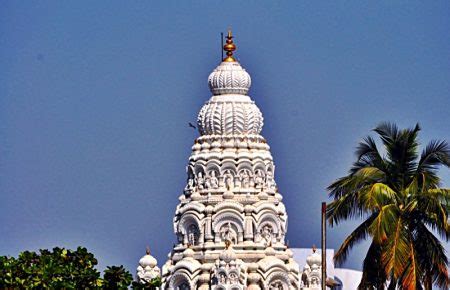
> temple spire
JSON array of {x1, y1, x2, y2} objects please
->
[{"x1": 223, "y1": 30, "x2": 236, "y2": 62}]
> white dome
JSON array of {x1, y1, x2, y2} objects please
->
[
  {"x1": 306, "y1": 250, "x2": 321, "y2": 267},
  {"x1": 136, "y1": 249, "x2": 160, "y2": 284},
  {"x1": 139, "y1": 253, "x2": 158, "y2": 268},
  {"x1": 197, "y1": 94, "x2": 263, "y2": 136},
  {"x1": 208, "y1": 61, "x2": 251, "y2": 95}
]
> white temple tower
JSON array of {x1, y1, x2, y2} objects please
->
[{"x1": 160, "y1": 31, "x2": 301, "y2": 289}]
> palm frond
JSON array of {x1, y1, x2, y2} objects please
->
[
  {"x1": 399, "y1": 239, "x2": 422, "y2": 290},
  {"x1": 334, "y1": 213, "x2": 378, "y2": 266},
  {"x1": 369, "y1": 204, "x2": 398, "y2": 244},
  {"x1": 414, "y1": 223, "x2": 449, "y2": 289},
  {"x1": 418, "y1": 140, "x2": 450, "y2": 173},
  {"x1": 359, "y1": 183, "x2": 398, "y2": 211},
  {"x1": 406, "y1": 188, "x2": 450, "y2": 240},
  {"x1": 381, "y1": 216, "x2": 410, "y2": 280},
  {"x1": 351, "y1": 136, "x2": 387, "y2": 174},
  {"x1": 328, "y1": 167, "x2": 385, "y2": 200},
  {"x1": 327, "y1": 191, "x2": 362, "y2": 226},
  {"x1": 373, "y1": 122, "x2": 399, "y2": 148},
  {"x1": 358, "y1": 241, "x2": 387, "y2": 289},
  {"x1": 374, "y1": 123, "x2": 421, "y2": 190},
  {"x1": 328, "y1": 123, "x2": 449, "y2": 289}
]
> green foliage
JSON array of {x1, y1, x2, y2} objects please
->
[
  {"x1": 103, "y1": 265, "x2": 133, "y2": 289},
  {"x1": 327, "y1": 122, "x2": 450, "y2": 290},
  {"x1": 0, "y1": 247, "x2": 134, "y2": 289}
]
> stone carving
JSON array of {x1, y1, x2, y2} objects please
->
[
  {"x1": 300, "y1": 247, "x2": 322, "y2": 289},
  {"x1": 208, "y1": 61, "x2": 251, "y2": 95},
  {"x1": 197, "y1": 61, "x2": 265, "y2": 136},
  {"x1": 255, "y1": 170, "x2": 265, "y2": 189},
  {"x1": 219, "y1": 272, "x2": 226, "y2": 283},
  {"x1": 136, "y1": 248, "x2": 161, "y2": 284},
  {"x1": 229, "y1": 272, "x2": 239, "y2": 284},
  {"x1": 224, "y1": 170, "x2": 234, "y2": 190},
  {"x1": 186, "y1": 165, "x2": 279, "y2": 194},
  {"x1": 196, "y1": 172, "x2": 205, "y2": 190},
  {"x1": 266, "y1": 170, "x2": 276, "y2": 189},
  {"x1": 184, "y1": 177, "x2": 195, "y2": 194},
  {"x1": 219, "y1": 223, "x2": 237, "y2": 244},
  {"x1": 211, "y1": 241, "x2": 245, "y2": 289},
  {"x1": 187, "y1": 224, "x2": 200, "y2": 246},
  {"x1": 206, "y1": 171, "x2": 219, "y2": 189},
  {"x1": 270, "y1": 281, "x2": 285, "y2": 290},
  {"x1": 158, "y1": 36, "x2": 300, "y2": 289},
  {"x1": 239, "y1": 170, "x2": 251, "y2": 188},
  {"x1": 261, "y1": 224, "x2": 274, "y2": 245}
]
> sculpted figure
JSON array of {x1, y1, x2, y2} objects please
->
[
  {"x1": 266, "y1": 170, "x2": 276, "y2": 189},
  {"x1": 270, "y1": 281, "x2": 284, "y2": 290},
  {"x1": 240, "y1": 170, "x2": 250, "y2": 188},
  {"x1": 224, "y1": 170, "x2": 234, "y2": 190},
  {"x1": 196, "y1": 172, "x2": 205, "y2": 189},
  {"x1": 187, "y1": 224, "x2": 199, "y2": 246},
  {"x1": 220, "y1": 223, "x2": 237, "y2": 244},
  {"x1": 255, "y1": 170, "x2": 264, "y2": 189},
  {"x1": 209, "y1": 171, "x2": 219, "y2": 189},
  {"x1": 184, "y1": 177, "x2": 194, "y2": 193},
  {"x1": 261, "y1": 224, "x2": 273, "y2": 244},
  {"x1": 311, "y1": 276, "x2": 320, "y2": 286},
  {"x1": 229, "y1": 272, "x2": 238, "y2": 284}
]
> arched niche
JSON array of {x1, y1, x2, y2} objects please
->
[
  {"x1": 206, "y1": 160, "x2": 220, "y2": 173},
  {"x1": 186, "y1": 165, "x2": 195, "y2": 179},
  {"x1": 178, "y1": 214, "x2": 202, "y2": 246},
  {"x1": 266, "y1": 271, "x2": 290, "y2": 290},
  {"x1": 220, "y1": 160, "x2": 237, "y2": 175},
  {"x1": 266, "y1": 163, "x2": 275, "y2": 175},
  {"x1": 236, "y1": 160, "x2": 253, "y2": 175},
  {"x1": 255, "y1": 213, "x2": 281, "y2": 244},
  {"x1": 253, "y1": 161, "x2": 266, "y2": 175},
  {"x1": 194, "y1": 163, "x2": 206, "y2": 177},
  {"x1": 212, "y1": 212, "x2": 244, "y2": 244},
  {"x1": 169, "y1": 272, "x2": 191, "y2": 290}
]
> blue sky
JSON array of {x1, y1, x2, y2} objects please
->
[{"x1": 1, "y1": 1, "x2": 449, "y2": 273}]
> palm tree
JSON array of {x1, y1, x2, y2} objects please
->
[{"x1": 327, "y1": 122, "x2": 450, "y2": 290}]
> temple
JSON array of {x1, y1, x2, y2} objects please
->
[{"x1": 136, "y1": 31, "x2": 303, "y2": 289}]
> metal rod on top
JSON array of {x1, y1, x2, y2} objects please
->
[{"x1": 221, "y1": 32, "x2": 224, "y2": 61}]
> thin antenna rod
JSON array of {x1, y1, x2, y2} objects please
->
[{"x1": 221, "y1": 32, "x2": 224, "y2": 61}]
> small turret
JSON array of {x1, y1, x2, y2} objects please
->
[
  {"x1": 136, "y1": 247, "x2": 161, "y2": 284},
  {"x1": 301, "y1": 246, "x2": 322, "y2": 290}
]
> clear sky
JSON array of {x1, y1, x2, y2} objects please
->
[{"x1": 1, "y1": 1, "x2": 449, "y2": 273}]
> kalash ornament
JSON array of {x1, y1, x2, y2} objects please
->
[{"x1": 136, "y1": 30, "x2": 301, "y2": 290}]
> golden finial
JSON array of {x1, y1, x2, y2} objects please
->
[
  {"x1": 312, "y1": 244, "x2": 317, "y2": 253},
  {"x1": 146, "y1": 246, "x2": 150, "y2": 255},
  {"x1": 223, "y1": 29, "x2": 236, "y2": 62}
]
